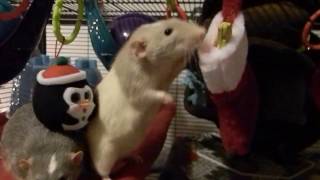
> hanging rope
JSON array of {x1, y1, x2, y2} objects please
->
[
  {"x1": 166, "y1": 0, "x2": 187, "y2": 20},
  {"x1": 52, "y1": 0, "x2": 84, "y2": 45},
  {"x1": 0, "y1": 0, "x2": 30, "y2": 20},
  {"x1": 54, "y1": 39, "x2": 65, "y2": 58},
  {"x1": 215, "y1": 0, "x2": 242, "y2": 48},
  {"x1": 302, "y1": 9, "x2": 320, "y2": 50}
]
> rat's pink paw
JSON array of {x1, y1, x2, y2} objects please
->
[{"x1": 163, "y1": 94, "x2": 174, "y2": 105}]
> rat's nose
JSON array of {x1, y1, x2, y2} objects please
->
[{"x1": 197, "y1": 28, "x2": 206, "y2": 41}]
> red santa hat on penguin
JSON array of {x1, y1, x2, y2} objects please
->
[{"x1": 37, "y1": 57, "x2": 86, "y2": 86}]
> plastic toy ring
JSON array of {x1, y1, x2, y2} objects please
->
[
  {"x1": 302, "y1": 9, "x2": 320, "y2": 50},
  {"x1": 166, "y1": 0, "x2": 187, "y2": 20},
  {"x1": 52, "y1": 0, "x2": 84, "y2": 45},
  {"x1": 0, "y1": 0, "x2": 29, "y2": 20}
]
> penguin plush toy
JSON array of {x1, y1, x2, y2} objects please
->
[{"x1": 32, "y1": 57, "x2": 96, "y2": 133}]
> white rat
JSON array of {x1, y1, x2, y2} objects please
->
[
  {"x1": 1, "y1": 104, "x2": 84, "y2": 180},
  {"x1": 86, "y1": 18, "x2": 205, "y2": 179}
]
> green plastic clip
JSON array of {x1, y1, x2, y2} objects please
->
[{"x1": 215, "y1": 22, "x2": 232, "y2": 48}]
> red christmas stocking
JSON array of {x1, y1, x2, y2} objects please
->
[{"x1": 198, "y1": 12, "x2": 258, "y2": 156}]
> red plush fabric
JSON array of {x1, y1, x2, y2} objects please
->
[
  {"x1": 210, "y1": 65, "x2": 258, "y2": 156},
  {"x1": 0, "y1": 160, "x2": 14, "y2": 180},
  {"x1": 222, "y1": 0, "x2": 242, "y2": 23},
  {"x1": 0, "y1": 112, "x2": 13, "y2": 180},
  {"x1": 111, "y1": 102, "x2": 176, "y2": 180},
  {"x1": 0, "y1": 103, "x2": 176, "y2": 180}
]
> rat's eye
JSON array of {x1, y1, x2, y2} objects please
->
[
  {"x1": 71, "y1": 92, "x2": 81, "y2": 103},
  {"x1": 164, "y1": 28, "x2": 173, "y2": 36}
]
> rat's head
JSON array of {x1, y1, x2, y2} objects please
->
[
  {"x1": 128, "y1": 18, "x2": 205, "y2": 65},
  {"x1": 18, "y1": 150, "x2": 83, "y2": 180}
]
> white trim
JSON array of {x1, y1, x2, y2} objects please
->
[
  {"x1": 36, "y1": 70, "x2": 86, "y2": 85},
  {"x1": 198, "y1": 12, "x2": 248, "y2": 94},
  {"x1": 62, "y1": 85, "x2": 95, "y2": 131}
]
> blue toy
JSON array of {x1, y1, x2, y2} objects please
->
[
  {"x1": 85, "y1": 0, "x2": 119, "y2": 70},
  {"x1": 75, "y1": 58, "x2": 102, "y2": 87}
]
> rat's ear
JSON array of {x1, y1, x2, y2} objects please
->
[
  {"x1": 69, "y1": 151, "x2": 83, "y2": 166},
  {"x1": 130, "y1": 39, "x2": 147, "y2": 59},
  {"x1": 18, "y1": 158, "x2": 32, "y2": 171}
]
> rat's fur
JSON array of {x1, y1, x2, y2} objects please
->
[
  {"x1": 86, "y1": 18, "x2": 205, "y2": 179},
  {"x1": 1, "y1": 103, "x2": 83, "y2": 180}
]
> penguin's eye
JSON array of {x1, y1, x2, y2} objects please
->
[
  {"x1": 71, "y1": 92, "x2": 81, "y2": 103},
  {"x1": 84, "y1": 91, "x2": 91, "y2": 100}
]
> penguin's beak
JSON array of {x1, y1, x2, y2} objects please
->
[{"x1": 79, "y1": 100, "x2": 90, "y2": 109}]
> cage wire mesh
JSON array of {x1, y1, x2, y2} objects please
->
[{"x1": 58, "y1": 0, "x2": 204, "y2": 20}]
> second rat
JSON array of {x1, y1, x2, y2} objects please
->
[
  {"x1": 86, "y1": 18, "x2": 205, "y2": 180},
  {"x1": 1, "y1": 104, "x2": 84, "y2": 180}
]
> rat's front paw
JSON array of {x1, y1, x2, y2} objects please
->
[{"x1": 163, "y1": 94, "x2": 174, "y2": 104}]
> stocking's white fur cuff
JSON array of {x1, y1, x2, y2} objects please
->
[{"x1": 198, "y1": 12, "x2": 248, "y2": 94}]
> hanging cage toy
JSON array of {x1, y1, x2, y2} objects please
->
[
  {"x1": 52, "y1": 0, "x2": 84, "y2": 46},
  {"x1": 302, "y1": 9, "x2": 320, "y2": 50},
  {"x1": 85, "y1": 0, "x2": 119, "y2": 70},
  {"x1": 0, "y1": 0, "x2": 29, "y2": 20},
  {"x1": 166, "y1": 0, "x2": 187, "y2": 20}
]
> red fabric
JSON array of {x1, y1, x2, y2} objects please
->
[
  {"x1": 222, "y1": 0, "x2": 242, "y2": 23},
  {"x1": 43, "y1": 65, "x2": 80, "y2": 78},
  {"x1": 0, "y1": 112, "x2": 13, "y2": 180},
  {"x1": 0, "y1": 160, "x2": 14, "y2": 180},
  {"x1": 210, "y1": 65, "x2": 258, "y2": 155},
  {"x1": 110, "y1": 102, "x2": 176, "y2": 180},
  {"x1": 0, "y1": 0, "x2": 29, "y2": 20},
  {"x1": 0, "y1": 103, "x2": 176, "y2": 180},
  {"x1": 302, "y1": 10, "x2": 320, "y2": 50}
]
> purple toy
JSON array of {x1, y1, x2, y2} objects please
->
[{"x1": 110, "y1": 13, "x2": 156, "y2": 46}]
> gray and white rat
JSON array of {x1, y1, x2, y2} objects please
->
[
  {"x1": 86, "y1": 18, "x2": 205, "y2": 180},
  {"x1": 0, "y1": 103, "x2": 84, "y2": 180}
]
